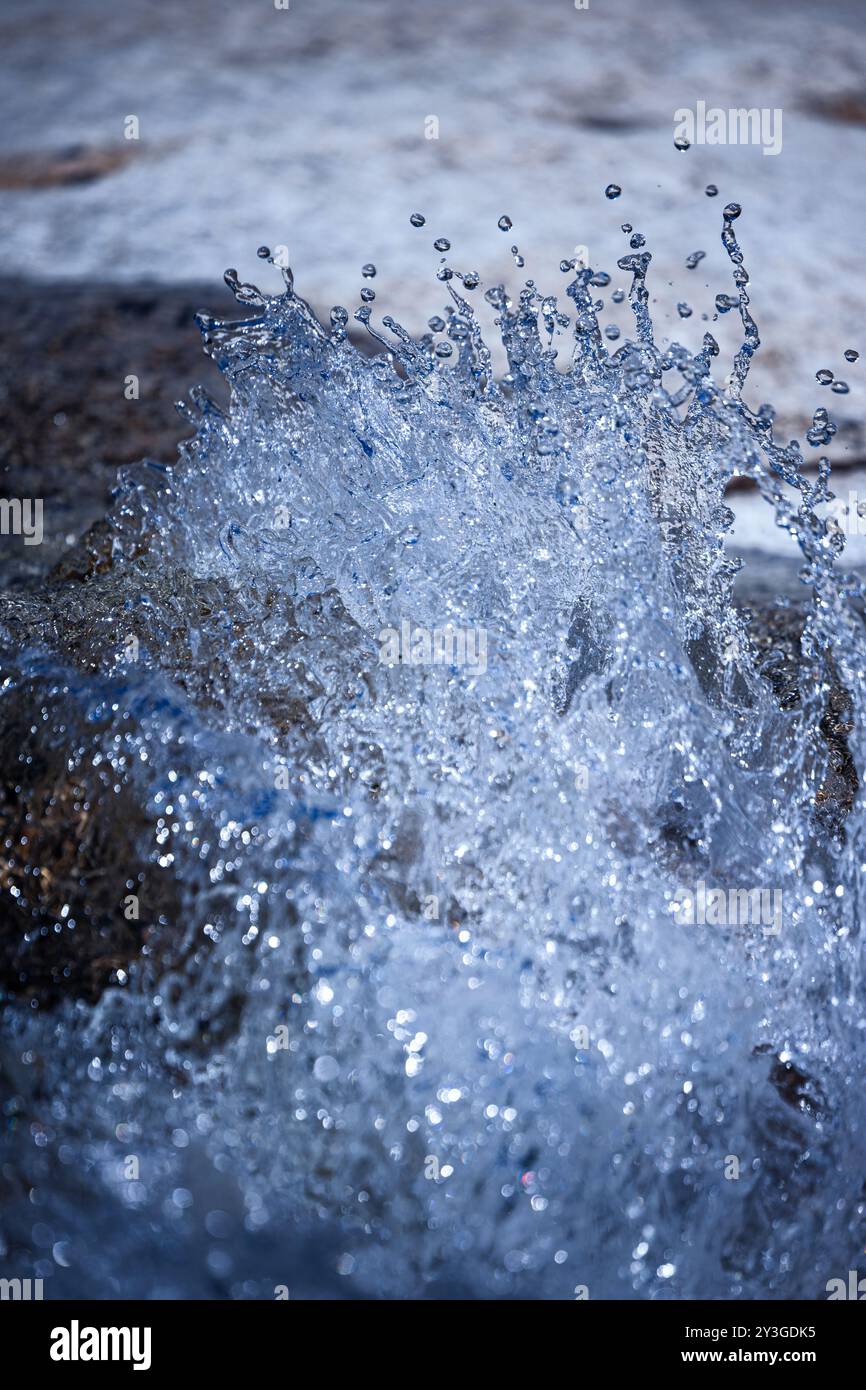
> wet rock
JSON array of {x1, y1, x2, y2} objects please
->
[
  {"x1": 0, "y1": 679, "x2": 181, "y2": 1004},
  {"x1": 744, "y1": 599, "x2": 860, "y2": 836}
]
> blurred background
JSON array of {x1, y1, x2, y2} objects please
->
[
  {"x1": 0, "y1": 0, "x2": 865, "y2": 1302},
  {"x1": 1, "y1": 0, "x2": 865, "y2": 577}
]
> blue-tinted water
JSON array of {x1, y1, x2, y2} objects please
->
[{"x1": 1, "y1": 201, "x2": 865, "y2": 1299}]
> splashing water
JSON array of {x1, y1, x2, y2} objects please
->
[{"x1": 2, "y1": 197, "x2": 866, "y2": 1300}]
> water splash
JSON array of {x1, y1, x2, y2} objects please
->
[{"x1": 2, "y1": 196, "x2": 865, "y2": 1300}]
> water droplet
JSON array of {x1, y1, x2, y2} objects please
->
[
  {"x1": 498, "y1": 215, "x2": 513, "y2": 231},
  {"x1": 831, "y1": 380, "x2": 850, "y2": 394},
  {"x1": 433, "y1": 238, "x2": 451, "y2": 253},
  {"x1": 605, "y1": 184, "x2": 622, "y2": 200},
  {"x1": 677, "y1": 302, "x2": 693, "y2": 319},
  {"x1": 816, "y1": 369, "x2": 834, "y2": 385},
  {"x1": 256, "y1": 246, "x2": 270, "y2": 259},
  {"x1": 360, "y1": 287, "x2": 375, "y2": 302},
  {"x1": 409, "y1": 212, "x2": 425, "y2": 227},
  {"x1": 674, "y1": 136, "x2": 690, "y2": 151},
  {"x1": 313, "y1": 1055, "x2": 339, "y2": 1083},
  {"x1": 461, "y1": 271, "x2": 480, "y2": 290},
  {"x1": 361, "y1": 263, "x2": 376, "y2": 279},
  {"x1": 685, "y1": 250, "x2": 706, "y2": 270},
  {"x1": 807, "y1": 404, "x2": 837, "y2": 445},
  {"x1": 723, "y1": 202, "x2": 742, "y2": 220},
  {"x1": 705, "y1": 184, "x2": 718, "y2": 197},
  {"x1": 844, "y1": 349, "x2": 859, "y2": 363}
]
